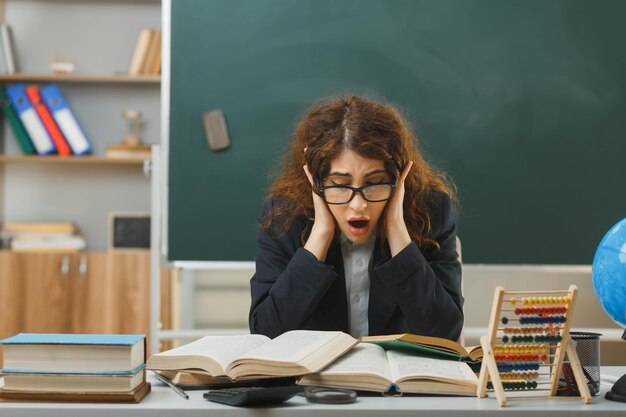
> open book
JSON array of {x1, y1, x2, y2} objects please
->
[
  {"x1": 147, "y1": 330, "x2": 356, "y2": 381},
  {"x1": 299, "y1": 343, "x2": 478, "y2": 396},
  {"x1": 362, "y1": 333, "x2": 482, "y2": 362},
  {"x1": 155, "y1": 370, "x2": 235, "y2": 388}
]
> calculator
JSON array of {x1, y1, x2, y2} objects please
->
[{"x1": 203, "y1": 385, "x2": 304, "y2": 407}]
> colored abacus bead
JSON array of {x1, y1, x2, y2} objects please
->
[{"x1": 501, "y1": 316, "x2": 509, "y2": 325}]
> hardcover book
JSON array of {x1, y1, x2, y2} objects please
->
[
  {"x1": 299, "y1": 343, "x2": 478, "y2": 396},
  {"x1": 154, "y1": 370, "x2": 242, "y2": 390},
  {"x1": 143, "y1": 30, "x2": 161, "y2": 75},
  {"x1": 2, "y1": 222, "x2": 76, "y2": 234},
  {"x1": 0, "y1": 333, "x2": 145, "y2": 374},
  {"x1": 10, "y1": 234, "x2": 87, "y2": 251},
  {"x1": 362, "y1": 333, "x2": 483, "y2": 362},
  {"x1": 128, "y1": 29, "x2": 152, "y2": 76},
  {"x1": 0, "y1": 369, "x2": 145, "y2": 393},
  {"x1": 105, "y1": 143, "x2": 151, "y2": 160},
  {"x1": 0, "y1": 381, "x2": 151, "y2": 403},
  {"x1": 147, "y1": 330, "x2": 357, "y2": 381},
  {"x1": 0, "y1": 24, "x2": 16, "y2": 74}
]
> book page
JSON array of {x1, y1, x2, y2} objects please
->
[
  {"x1": 312, "y1": 343, "x2": 391, "y2": 379},
  {"x1": 387, "y1": 350, "x2": 478, "y2": 384},
  {"x1": 237, "y1": 331, "x2": 346, "y2": 363},
  {"x1": 152, "y1": 334, "x2": 269, "y2": 370}
]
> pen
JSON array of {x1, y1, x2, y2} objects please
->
[{"x1": 153, "y1": 371, "x2": 189, "y2": 400}]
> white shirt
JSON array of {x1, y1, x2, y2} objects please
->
[{"x1": 340, "y1": 234, "x2": 376, "y2": 338}]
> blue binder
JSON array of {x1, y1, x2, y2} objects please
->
[
  {"x1": 40, "y1": 83, "x2": 93, "y2": 155},
  {"x1": 6, "y1": 83, "x2": 56, "y2": 155}
]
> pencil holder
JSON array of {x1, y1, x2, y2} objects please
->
[{"x1": 558, "y1": 332, "x2": 601, "y2": 396}]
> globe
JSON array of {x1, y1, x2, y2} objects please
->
[
  {"x1": 592, "y1": 217, "x2": 626, "y2": 328},
  {"x1": 592, "y1": 217, "x2": 626, "y2": 402}
]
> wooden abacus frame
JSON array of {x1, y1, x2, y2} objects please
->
[{"x1": 477, "y1": 285, "x2": 592, "y2": 407}]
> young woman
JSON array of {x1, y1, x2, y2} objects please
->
[{"x1": 249, "y1": 95, "x2": 463, "y2": 341}]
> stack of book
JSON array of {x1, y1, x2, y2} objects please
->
[
  {"x1": 105, "y1": 143, "x2": 152, "y2": 160},
  {"x1": 0, "y1": 83, "x2": 93, "y2": 156},
  {"x1": 0, "y1": 333, "x2": 150, "y2": 403},
  {"x1": 128, "y1": 28, "x2": 161, "y2": 76},
  {"x1": 0, "y1": 222, "x2": 86, "y2": 251}
]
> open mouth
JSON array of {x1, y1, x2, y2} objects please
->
[{"x1": 348, "y1": 220, "x2": 369, "y2": 229}]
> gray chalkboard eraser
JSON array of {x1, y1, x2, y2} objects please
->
[{"x1": 202, "y1": 109, "x2": 230, "y2": 151}]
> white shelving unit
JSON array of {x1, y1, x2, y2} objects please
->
[{"x1": 0, "y1": 0, "x2": 161, "y2": 250}]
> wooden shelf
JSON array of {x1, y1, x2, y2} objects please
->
[
  {"x1": 0, "y1": 73, "x2": 160, "y2": 84},
  {"x1": 0, "y1": 155, "x2": 149, "y2": 165}
]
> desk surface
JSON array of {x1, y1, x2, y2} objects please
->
[{"x1": 1, "y1": 367, "x2": 625, "y2": 417}]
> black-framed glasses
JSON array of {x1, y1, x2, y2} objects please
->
[{"x1": 316, "y1": 179, "x2": 396, "y2": 205}]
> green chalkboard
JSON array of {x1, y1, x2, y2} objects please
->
[{"x1": 169, "y1": 0, "x2": 626, "y2": 263}]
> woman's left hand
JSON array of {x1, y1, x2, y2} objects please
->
[{"x1": 386, "y1": 161, "x2": 413, "y2": 257}]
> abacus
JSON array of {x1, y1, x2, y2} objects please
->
[{"x1": 476, "y1": 285, "x2": 592, "y2": 406}]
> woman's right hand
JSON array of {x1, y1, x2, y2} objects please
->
[{"x1": 303, "y1": 164, "x2": 336, "y2": 261}]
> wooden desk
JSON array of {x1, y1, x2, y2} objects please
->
[{"x1": 1, "y1": 367, "x2": 624, "y2": 416}]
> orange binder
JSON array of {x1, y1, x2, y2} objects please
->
[{"x1": 25, "y1": 85, "x2": 71, "y2": 156}]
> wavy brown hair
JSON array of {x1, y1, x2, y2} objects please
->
[{"x1": 262, "y1": 95, "x2": 456, "y2": 251}]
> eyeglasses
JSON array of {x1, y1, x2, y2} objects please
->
[{"x1": 316, "y1": 179, "x2": 396, "y2": 205}]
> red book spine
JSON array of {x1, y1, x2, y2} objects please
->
[{"x1": 25, "y1": 85, "x2": 72, "y2": 156}]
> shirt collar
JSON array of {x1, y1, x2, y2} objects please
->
[{"x1": 340, "y1": 233, "x2": 377, "y2": 252}]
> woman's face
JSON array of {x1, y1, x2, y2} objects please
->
[{"x1": 321, "y1": 149, "x2": 391, "y2": 244}]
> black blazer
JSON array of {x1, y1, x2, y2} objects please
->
[{"x1": 249, "y1": 191, "x2": 463, "y2": 341}]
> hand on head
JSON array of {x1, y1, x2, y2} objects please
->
[
  {"x1": 385, "y1": 161, "x2": 413, "y2": 255},
  {"x1": 302, "y1": 164, "x2": 337, "y2": 260}
]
